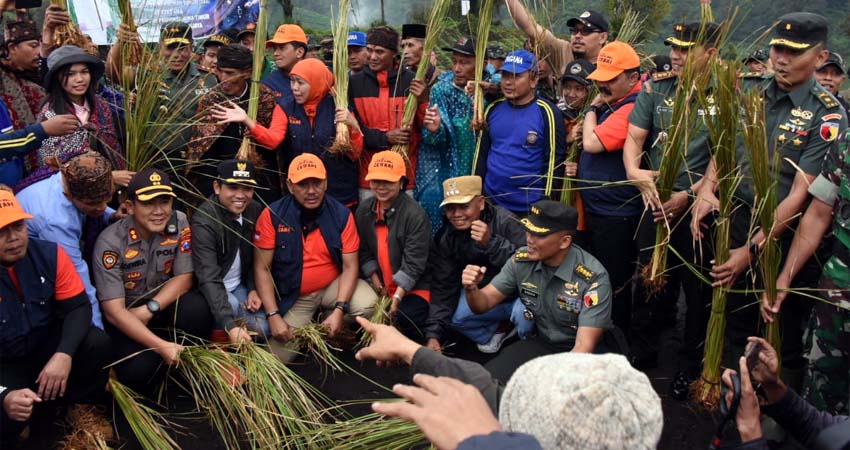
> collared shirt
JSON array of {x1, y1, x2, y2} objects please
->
[
  {"x1": 490, "y1": 244, "x2": 612, "y2": 348},
  {"x1": 92, "y1": 212, "x2": 193, "y2": 305},
  {"x1": 17, "y1": 172, "x2": 113, "y2": 328}
]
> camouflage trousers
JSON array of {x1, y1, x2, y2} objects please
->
[{"x1": 802, "y1": 277, "x2": 850, "y2": 415}]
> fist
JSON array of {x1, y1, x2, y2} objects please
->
[{"x1": 461, "y1": 265, "x2": 486, "y2": 289}]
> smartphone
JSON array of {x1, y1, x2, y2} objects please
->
[
  {"x1": 14, "y1": 0, "x2": 42, "y2": 9},
  {"x1": 744, "y1": 341, "x2": 762, "y2": 371}
]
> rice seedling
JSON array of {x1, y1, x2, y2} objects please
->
[
  {"x1": 109, "y1": 378, "x2": 181, "y2": 450},
  {"x1": 690, "y1": 59, "x2": 742, "y2": 411},
  {"x1": 330, "y1": 0, "x2": 353, "y2": 154},
  {"x1": 359, "y1": 295, "x2": 393, "y2": 347},
  {"x1": 58, "y1": 430, "x2": 112, "y2": 450},
  {"x1": 472, "y1": 0, "x2": 497, "y2": 130},
  {"x1": 390, "y1": 0, "x2": 453, "y2": 156},
  {"x1": 49, "y1": 0, "x2": 88, "y2": 48},
  {"x1": 293, "y1": 322, "x2": 346, "y2": 373}
]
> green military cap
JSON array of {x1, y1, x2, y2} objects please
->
[
  {"x1": 161, "y1": 21, "x2": 193, "y2": 46},
  {"x1": 521, "y1": 200, "x2": 578, "y2": 236},
  {"x1": 769, "y1": 12, "x2": 828, "y2": 50},
  {"x1": 664, "y1": 22, "x2": 721, "y2": 49}
]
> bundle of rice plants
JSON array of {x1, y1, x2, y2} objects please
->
[
  {"x1": 701, "y1": 0, "x2": 714, "y2": 23},
  {"x1": 390, "y1": 0, "x2": 453, "y2": 156},
  {"x1": 329, "y1": 0, "x2": 353, "y2": 154},
  {"x1": 109, "y1": 378, "x2": 180, "y2": 450},
  {"x1": 235, "y1": 0, "x2": 269, "y2": 162},
  {"x1": 471, "y1": 0, "x2": 497, "y2": 130},
  {"x1": 359, "y1": 295, "x2": 393, "y2": 347},
  {"x1": 115, "y1": 0, "x2": 141, "y2": 66},
  {"x1": 49, "y1": 0, "x2": 88, "y2": 48},
  {"x1": 293, "y1": 322, "x2": 345, "y2": 373},
  {"x1": 319, "y1": 412, "x2": 430, "y2": 449}
]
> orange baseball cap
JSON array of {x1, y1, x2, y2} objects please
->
[
  {"x1": 265, "y1": 24, "x2": 308, "y2": 49},
  {"x1": 365, "y1": 151, "x2": 406, "y2": 182},
  {"x1": 0, "y1": 190, "x2": 32, "y2": 230},
  {"x1": 288, "y1": 153, "x2": 327, "y2": 183},
  {"x1": 587, "y1": 41, "x2": 640, "y2": 82}
]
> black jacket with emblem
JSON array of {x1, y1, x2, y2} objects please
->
[
  {"x1": 190, "y1": 195, "x2": 263, "y2": 331},
  {"x1": 426, "y1": 204, "x2": 526, "y2": 342}
]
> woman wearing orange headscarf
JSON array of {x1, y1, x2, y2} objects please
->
[{"x1": 214, "y1": 58, "x2": 363, "y2": 207}]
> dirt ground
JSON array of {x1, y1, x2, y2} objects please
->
[{"x1": 23, "y1": 307, "x2": 728, "y2": 450}]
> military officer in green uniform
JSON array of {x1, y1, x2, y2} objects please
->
[
  {"x1": 762, "y1": 126, "x2": 850, "y2": 415},
  {"x1": 93, "y1": 168, "x2": 213, "y2": 395},
  {"x1": 699, "y1": 12, "x2": 847, "y2": 390},
  {"x1": 624, "y1": 21, "x2": 722, "y2": 398},
  {"x1": 461, "y1": 200, "x2": 612, "y2": 381}
]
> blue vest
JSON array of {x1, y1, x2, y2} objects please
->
[
  {"x1": 269, "y1": 195, "x2": 350, "y2": 314},
  {"x1": 0, "y1": 238, "x2": 62, "y2": 360},
  {"x1": 279, "y1": 95, "x2": 359, "y2": 205},
  {"x1": 578, "y1": 93, "x2": 642, "y2": 217},
  {"x1": 262, "y1": 70, "x2": 294, "y2": 106}
]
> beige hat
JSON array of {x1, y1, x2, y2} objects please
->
[{"x1": 440, "y1": 176, "x2": 482, "y2": 207}]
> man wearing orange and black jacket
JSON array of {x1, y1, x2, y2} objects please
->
[{"x1": 349, "y1": 26, "x2": 427, "y2": 201}]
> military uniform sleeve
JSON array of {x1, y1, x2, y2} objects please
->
[
  {"x1": 489, "y1": 256, "x2": 520, "y2": 299},
  {"x1": 809, "y1": 131, "x2": 846, "y2": 206},
  {"x1": 92, "y1": 230, "x2": 126, "y2": 301},
  {"x1": 577, "y1": 270, "x2": 613, "y2": 329},
  {"x1": 174, "y1": 214, "x2": 194, "y2": 276},
  {"x1": 627, "y1": 83, "x2": 656, "y2": 131}
]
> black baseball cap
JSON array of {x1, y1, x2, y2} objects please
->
[
  {"x1": 742, "y1": 49, "x2": 768, "y2": 64},
  {"x1": 651, "y1": 55, "x2": 672, "y2": 72},
  {"x1": 566, "y1": 10, "x2": 609, "y2": 33},
  {"x1": 203, "y1": 28, "x2": 239, "y2": 48},
  {"x1": 160, "y1": 21, "x2": 192, "y2": 46},
  {"x1": 128, "y1": 168, "x2": 177, "y2": 201},
  {"x1": 769, "y1": 12, "x2": 828, "y2": 50},
  {"x1": 442, "y1": 36, "x2": 476, "y2": 57},
  {"x1": 560, "y1": 58, "x2": 595, "y2": 85},
  {"x1": 664, "y1": 22, "x2": 722, "y2": 48},
  {"x1": 217, "y1": 159, "x2": 258, "y2": 186},
  {"x1": 818, "y1": 52, "x2": 846, "y2": 74},
  {"x1": 521, "y1": 200, "x2": 578, "y2": 235}
]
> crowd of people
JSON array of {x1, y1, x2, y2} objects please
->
[{"x1": 0, "y1": 2, "x2": 848, "y2": 449}]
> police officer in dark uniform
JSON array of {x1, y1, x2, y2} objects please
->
[
  {"x1": 698, "y1": 12, "x2": 847, "y2": 389},
  {"x1": 93, "y1": 169, "x2": 213, "y2": 394},
  {"x1": 461, "y1": 200, "x2": 612, "y2": 381}
]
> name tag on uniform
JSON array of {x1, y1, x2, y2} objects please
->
[{"x1": 520, "y1": 287, "x2": 539, "y2": 298}]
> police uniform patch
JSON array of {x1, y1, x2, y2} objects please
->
[
  {"x1": 124, "y1": 248, "x2": 140, "y2": 259},
  {"x1": 102, "y1": 251, "x2": 118, "y2": 270},
  {"x1": 167, "y1": 223, "x2": 178, "y2": 234},
  {"x1": 179, "y1": 227, "x2": 192, "y2": 253},
  {"x1": 129, "y1": 228, "x2": 139, "y2": 241},
  {"x1": 652, "y1": 71, "x2": 675, "y2": 81},
  {"x1": 822, "y1": 113, "x2": 843, "y2": 122},
  {"x1": 160, "y1": 238, "x2": 178, "y2": 246},
  {"x1": 584, "y1": 290, "x2": 599, "y2": 307},
  {"x1": 574, "y1": 264, "x2": 594, "y2": 281},
  {"x1": 164, "y1": 259, "x2": 174, "y2": 275},
  {"x1": 124, "y1": 281, "x2": 137, "y2": 291},
  {"x1": 126, "y1": 271, "x2": 142, "y2": 280},
  {"x1": 514, "y1": 250, "x2": 530, "y2": 261},
  {"x1": 820, "y1": 122, "x2": 840, "y2": 142}
]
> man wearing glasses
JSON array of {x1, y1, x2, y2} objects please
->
[{"x1": 505, "y1": 1, "x2": 608, "y2": 76}]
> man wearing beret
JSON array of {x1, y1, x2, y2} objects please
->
[
  {"x1": 461, "y1": 200, "x2": 612, "y2": 381},
  {"x1": 696, "y1": 12, "x2": 847, "y2": 400}
]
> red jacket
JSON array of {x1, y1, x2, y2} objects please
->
[{"x1": 349, "y1": 66, "x2": 426, "y2": 189}]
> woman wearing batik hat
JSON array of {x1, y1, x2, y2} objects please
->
[
  {"x1": 355, "y1": 151, "x2": 431, "y2": 341},
  {"x1": 213, "y1": 58, "x2": 363, "y2": 208},
  {"x1": 34, "y1": 46, "x2": 129, "y2": 187}
]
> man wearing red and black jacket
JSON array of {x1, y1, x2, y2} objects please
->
[
  {"x1": 349, "y1": 26, "x2": 428, "y2": 200},
  {"x1": 0, "y1": 190, "x2": 111, "y2": 445}
]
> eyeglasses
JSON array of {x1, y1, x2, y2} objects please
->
[{"x1": 569, "y1": 28, "x2": 602, "y2": 36}]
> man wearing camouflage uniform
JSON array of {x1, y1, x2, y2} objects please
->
[{"x1": 764, "y1": 126, "x2": 850, "y2": 415}]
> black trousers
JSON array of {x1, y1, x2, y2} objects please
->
[
  {"x1": 106, "y1": 290, "x2": 213, "y2": 395},
  {"x1": 396, "y1": 294, "x2": 430, "y2": 344},
  {"x1": 586, "y1": 213, "x2": 640, "y2": 333},
  {"x1": 0, "y1": 326, "x2": 111, "y2": 443},
  {"x1": 630, "y1": 211, "x2": 713, "y2": 373}
]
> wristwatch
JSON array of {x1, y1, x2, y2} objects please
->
[
  {"x1": 334, "y1": 301, "x2": 350, "y2": 314},
  {"x1": 146, "y1": 299, "x2": 161, "y2": 315}
]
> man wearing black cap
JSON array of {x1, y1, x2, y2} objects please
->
[
  {"x1": 625, "y1": 21, "x2": 722, "y2": 397},
  {"x1": 742, "y1": 49, "x2": 769, "y2": 75},
  {"x1": 647, "y1": 54, "x2": 672, "y2": 79},
  {"x1": 416, "y1": 36, "x2": 479, "y2": 235},
  {"x1": 816, "y1": 52, "x2": 848, "y2": 112},
  {"x1": 697, "y1": 12, "x2": 847, "y2": 398},
  {"x1": 200, "y1": 28, "x2": 240, "y2": 72},
  {"x1": 192, "y1": 160, "x2": 265, "y2": 345},
  {"x1": 461, "y1": 200, "x2": 612, "y2": 381},
  {"x1": 401, "y1": 24, "x2": 441, "y2": 86},
  {"x1": 559, "y1": 59, "x2": 593, "y2": 121},
  {"x1": 506, "y1": 0, "x2": 608, "y2": 75},
  {"x1": 93, "y1": 168, "x2": 213, "y2": 394}
]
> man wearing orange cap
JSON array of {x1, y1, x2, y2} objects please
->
[
  {"x1": 576, "y1": 41, "x2": 643, "y2": 334},
  {"x1": 254, "y1": 153, "x2": 376, "y2": 362},
  {"x1": 355, "y1": 151, "x2": 432, "y2": 340},
  {"x1": 0, "y1": 190, "x2": 112, "y2": 445},
  {"x1": 262, "y1": 24, "x2": 308, "y2": 105}
]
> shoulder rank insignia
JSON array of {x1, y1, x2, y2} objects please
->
[
  {"x1": 652, "y1": 70, "x2": 676, "y2": 82},
  {"x1": 738, "y1": 71, "x2": 763, "y2": 79},
  {"x1": 514, "y1": 249, "x2": 531, "y2": 262},
  {"x1": 574, "y1": 263, "x2": 594, "y2": 282},
  {"x1": 816, "y1": 91, "x2": 840, "y2": 109}
]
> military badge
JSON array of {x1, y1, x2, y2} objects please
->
[{"x1": 820, "y1": 122, "x2": 840, "y2": 142}]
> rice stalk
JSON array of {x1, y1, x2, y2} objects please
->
[
  {"x1": 58, "y1": 429, "x2": 113, "y2": 450},
  {"x1": 742, "y1": 89, "x2": 782, "y2": 365},
  {"x1": 293, "y1": 322, "x2": 346, "y2": 373},
  {"x1": 700, "y1": 0, "x2": 714, "y2": 23},
  {"x1": 330, "y1": 0, "x2": 353, "y2": 154},
  {"x1": 109, "y1": 378, "x2": 181, "y2": 450},
  {"x1": 472, "y1": 0, "x2": 497, "y2": 129},
  {"x1": 50, "y1": 0, "x2": 88, "y2": 48},
  {"x1": 614, "y1": 8, "x2": 646, "y2": 46},
  {"x1": 235, "y1": 0, "x2": 269, "y2": 162},
  {"x1": 359, "y1": 295, "x2": 393, "y2": 347},
  {"x1": 319, "y1": 412, "x2": 431, "y2": 449},
  {"x1": 691, "y1": 59, "x2": 741, "y2": 411},
  {"x1": 390, "y1": 0, "x2": 453, "y2": 156}
]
